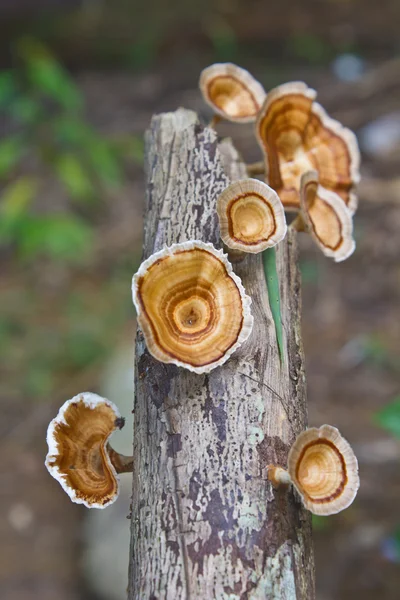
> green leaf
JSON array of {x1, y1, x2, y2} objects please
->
[
  {"x1": 0, "y1": 135, "x2": 26, "y2": 178},
  {"x1": 86, "y1": 140, "x2": 123, "y2": 186},
  {"x1": 52, "y1": 115, "x2": 93, "y2": 146},
  {"x1": 113, "y1": 135, "x2": 144, "y2": 164},
  {"x1": 8, "y1": 96, "x2": 42, "y2": 124},
  {"x1": 18, "y1": 214, "x2": 94, "y2": 262},
  {"x1": 0, "y1": 176, "x2": 38, "y2": 240},
  {"x1": 17, "y1": 38, "x2": 82, "y2": 111},
  {"x1": 312, "y1": 515, "x2": 331, "y2": 532},
  {"x1": 375, "y1": 397, "x2": 400, "y2": 439},
  {"x1": 0, "y1": 71, "x2": 18, "y2": 107},
  {"x1": 262, "y1": 247, "x2": 285, "y2": 364},
  {"x1": 54, "y1": 153, "x2": 94, "y2": 200},
  {"x1": 206, "y1": 18, "x2": 238, "y2": 61}
]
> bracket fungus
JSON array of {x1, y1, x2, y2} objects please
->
[
  {"x1": 268, "y1": 425, "x2": 359, "y2": 516},
  {"x1": 217, "y1": 178, "x2": 287, "y2": 253},
  {"x1": 256, "y1": 81, "x2": 360, "y2": 213},
  {"x1": 45, "y1": 392, "x2": 133, "y2": 509},
  {"x1": 132, "y1": 240, "x2": 253, "y2": 374},
  {"x1": 199, "y1": 63, "x2": 266, "y2": 123},
  {"x1": 299, "y1": 170, "x2": 355, "y2": 262}
]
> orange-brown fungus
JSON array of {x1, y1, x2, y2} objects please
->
[
  {"x1": 207, "y1": 76, "x2": 259, "y2": 120},
  {"x1": 46, "y1": 394, "x2": 120, "y2": 508},
  {"x1": 295, "y1": 439, "x2": 347, "y2": 504},
  {"x1": 132, "y1": 241, "x2": 253, "y2": 373},
  {"x1": 288, "y1": 425, "x2": 359, "y2": 515},
  {"x1": 300, "y1": 171, "x2": 355, "y2": 262},
  {"x1": 256, "y1": 82, "x2": 360, "y2": 212},
  {"x1": 217, "y1": 179, "x2": 286, "y2": 253},
  {"x1": 200, "y1": 63, "x2": 266, "y2": 123}
]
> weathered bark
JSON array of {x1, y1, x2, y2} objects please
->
[{"x1": 128, "y1": 108, "x2": 315, "y2": 599}]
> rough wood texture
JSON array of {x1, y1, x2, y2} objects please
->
[{"x1": 128, "y1": 108, "x2": 315, "y2": 599}]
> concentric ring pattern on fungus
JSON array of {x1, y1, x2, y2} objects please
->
[
  {"x1": 288, "y1": 424, "x2": 359, "y2": 515},
  {"x1": 300, "y1": 171, "x2": 355, "y2": 262},
  {"x1": 256, "y1": 81, "x2": 360, "y2": 213},
  {"x1": 45, "y1": 392, "x2": 121, "y2": 509},
  {"x1": 132, "y1": 241, "x2": 253, "y2": 373},
  {"x1": 217, "y1": 178, "x2": 287, "y2": 253},
  {"x1": 200, "y1": 63, "x2": 266, "y2": 123}
]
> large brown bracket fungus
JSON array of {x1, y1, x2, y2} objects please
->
[
  {"x1": 45, "y1": 392, "x2": 133, "y2": 509},
  {"x1": 216, "y1": 178, "x2": 287, "y2": 253},
  {"x1": 132, "y1": 240, "x2": 253, "y2": 374},
  {"x1": 199, "y1": 62, "x2": 266, "y2": 124},
  {"x1": 256, "y1": 81, "x2": 360, "y2": 213},
  {"x1": 297, "y1": 170, "x2": 356, "y2": 262},
  {"x1": 268, "y1": 425, "x2": 360, "y2": 516}
]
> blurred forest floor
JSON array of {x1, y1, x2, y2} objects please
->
[{"x1": 1, "y1": 2, "x2": 400, "y2": 599}]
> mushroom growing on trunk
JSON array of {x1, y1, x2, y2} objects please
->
[
  {"x1": 296, "y1": 170, "x2": 355, "y2": 262},
  {"x1": 256, "y1": 81, "x2": 360, "y2": 213},
  {"x1": 199, "y1": 62, "x2": 266, "y2": 124},
  {"x1": 45, "y1": 392, "x2": 133, "y2": 508},
  {"x1": 216, "y1": 178, "x2": 287, "y2": 253},
  {"x1": 132, "y1": 240, "x2": 253, "y2": 374},
  {"x1": 268, "y1": 424, "x2": 360, "y2": 515}
]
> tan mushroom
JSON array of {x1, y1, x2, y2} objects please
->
[
  {"x1": 288, "y1": 425, "x2": 359, "y2": 515},
  {"x1": 200, "y1": 63, "x2": 266, "y2": 123},
  {"x1": 132, "y1": 240, "x2": 253, "y2": 374},
  {"x1": 256, "y1": 81, "x2": 360, "y2": 213},
  {"x1": 299, "y1": 170, "x2": 355, "y2": 262},
  {"x1": 45, "y1": 392, "x2": 133, "y2": 509},
  {"x1": 217, "y1": 178, "x2": 287, "y2": 253}
]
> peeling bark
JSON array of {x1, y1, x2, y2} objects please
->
[{"x1": 128, "y1": 108, "x2": 315, "y2": 599}]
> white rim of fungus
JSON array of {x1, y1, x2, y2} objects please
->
[
  {"x1": 45, "y1": 392, "x2": 121, "y2": 509},
  {"x1": 217, "y1": 178, "x2": 287, "y2": 253},
  {"x1": 132, "y1": 240, "x2": 254, "y2": 374},
  {"x1": 300, "y1": 171, "x2": 356, "y2": 262},
  {"x1": 199, "y1": 62, "x2": 267, "y2": 123},
  {"x1": 311, "y1": 102, "x2": 360, "y2": 215}
]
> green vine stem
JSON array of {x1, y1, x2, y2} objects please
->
[{"x1": 262, "y1": 246, "x2": 284, "y2": 365}]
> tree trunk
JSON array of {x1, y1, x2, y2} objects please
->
[{"x1": 128, "y1": 108, "x2": 315, "y2": 599}]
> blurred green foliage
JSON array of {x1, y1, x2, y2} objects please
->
[
  {"x1": 375, "y1": 396, "x2": 400, "y2": 439},
  {"x1": 0, "y1": 257, "x2": 138, "y2": 400},
  {"x1": 0, "y1": 39, "x2": 144, "y2": 400},
  {"x1": 287, "y1": 34, "x2": 332, "y2": 65},
  {"x1": 312, "y1": 514, "x2": 331, "y2": 532},
  {"x1": 0, "y1": 38, "x2": 143, "y2": 263}
]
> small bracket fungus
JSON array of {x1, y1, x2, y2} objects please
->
[
  {"x1": 132, "y1": 240, "x2": 253, "y2": 374},
  {"x1": 199, "y1": 63, "x2": 266, "y2": 123},
  {"x1": 288, "y1": 425, "x2": 359, "y2": 516},
  {"x1": 45, "y1": 392, "x2": 133, "y2": 509},
  {"x1": 256, "y1": 81, "x2": 360, "y2": 213},
  {"x1": 217, "y1": 178, "x2": 287, "y2": 253},
  {"x1": 299, "y1": 171, "x2": 355, "y2": 262}
]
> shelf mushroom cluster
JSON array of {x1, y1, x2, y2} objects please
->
[
  {"x1": 45, "y1": 62, "x2": 361, "y2": 516},
  {"x1": 200, "y1": 64, "x2": 360, "y2": 263}
]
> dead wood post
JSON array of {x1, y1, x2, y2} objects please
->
[{"x1": 128, "y1": 108, "x2": 315, "y2": 599}]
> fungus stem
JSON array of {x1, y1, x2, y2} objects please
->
[
  {"x1": 107, "y1": 444, "x2": 134, "y2": 474},
  {"x1": 246, "y1": 161, "x2": 265, "y2": 176},
  {"x1": 262, "y1": 247, "x2": 284, "y2": 365},
  {"x1": 209, "y1": 114, "x2": 222, "y2": 129},
  {"x1": 267, "y1": 465, "x2": 291, "y2": 488},
  {"x1": 290, "y1": 213, "x2": 306, "y2": 232}
]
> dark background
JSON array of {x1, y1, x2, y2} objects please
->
[{"x1": 1, "y1": 1, "x2": 400, "y2": 599}]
